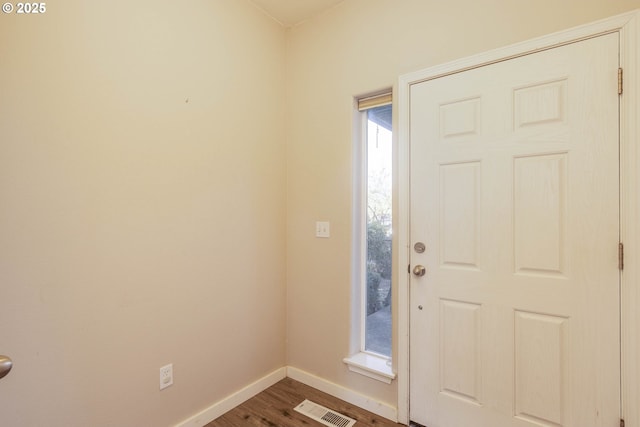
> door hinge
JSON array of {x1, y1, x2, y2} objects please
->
[
  {"x1": 620, "y1": 418, "x2": 625, "y2": 427},
  {"x1": 618, "y1": 68, "x2": 623, "y2": 95},
  {"x1": 619, "y1": 242, "x2": 624, "y2": 270}
]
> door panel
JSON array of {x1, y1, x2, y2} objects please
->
[{"x1": 409, "y1": 33, "x2": 620, "y2": 427}]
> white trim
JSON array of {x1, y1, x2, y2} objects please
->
[
  {"x1": 352, "y1": 93, "x2": 394, "y2": 358},
  {"x1": 400, "y1": 12, "x2": 635, "y2": 88},
  {"x1": 173, "y1": 367, "x2": 286, "y2": 427},
  {"x1": 175, "y1": 366, "x2": 398, "y2": 426},
  {"x1": 343, "y1": 351, "x2": 396, "y2": 384},
  {"x1": 396, "y1": 73, "x2": 411, "y2": 425},
  {"x1": 620, "y1": 11, "x2": 640, "y2": 427},
  {"x1": 353, "y1": 105, "x2": 367, "y2": 354},
  {"x1": 397, "y1": 9, "x2": 640, "y2": 425},
  {"x1": 286, "y1": 366, "x2": 398, "y2": 422}
]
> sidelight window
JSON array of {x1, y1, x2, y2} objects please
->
[{"x1": 344, "y1": 92, "x2": 395, "y2": 383}]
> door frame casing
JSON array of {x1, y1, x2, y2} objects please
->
[{"x1": 396, "y1": 10, "x2": 640, "y2": 425}]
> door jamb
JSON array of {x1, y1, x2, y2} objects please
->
[{"x1": 396, "y1": 10, "x2": 640, "y2": 425}]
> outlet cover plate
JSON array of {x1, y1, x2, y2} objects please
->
[{"x1": 160, "y1": 363, "x2": 173, "y2": 390}]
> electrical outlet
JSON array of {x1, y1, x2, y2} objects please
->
[{"x1": 159, "y1": 364, "x2": 173, "y2": 390}]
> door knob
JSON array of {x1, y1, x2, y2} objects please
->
[
  {"x1": 0, "y1": 355, "x2": 12, "y2": 380},
  {"x1": 413, "y1": 265, "x2": 426, "y2": 277}
]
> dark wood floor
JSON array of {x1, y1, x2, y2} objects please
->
[{"x1": 205, "y1": 377, "x2": 405, "y2": 427}]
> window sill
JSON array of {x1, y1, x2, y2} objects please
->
[{"x1": 343, "y1": 352, "x2": 396, "y2": 384}]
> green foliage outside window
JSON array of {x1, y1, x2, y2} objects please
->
[{"x1": 367, "y1": 220, "x2": 391, "y2": 315}]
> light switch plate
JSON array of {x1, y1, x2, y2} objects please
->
[{"x1": 315, "y1": 221, "x2": 330, "y2": 238}]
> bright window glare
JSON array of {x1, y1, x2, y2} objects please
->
[{"x1": 364, "y1": 106, "x2": 392, "y2": 357}]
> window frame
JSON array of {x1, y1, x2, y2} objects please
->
[{"x1": 343, "y1": 91, "x2": 395, "y2": 384}]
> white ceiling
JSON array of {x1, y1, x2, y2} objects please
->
[{"x1": 249, "y1": 0, "x2": 345, "y2": 27}]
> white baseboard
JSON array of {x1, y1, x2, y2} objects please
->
[
  {"x1": 286, "y1": 366, "x2": 398, "y2": 422},
  {"x1": 175, "y1": 366, "x2": 398, "y2": 426},
  {"x1": 174, "y1": 367, "x2": 287, "y2": 427}
]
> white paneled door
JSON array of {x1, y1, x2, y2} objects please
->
[{"x1": 409, "y1": 33, "x2": 620, "y2": 427}]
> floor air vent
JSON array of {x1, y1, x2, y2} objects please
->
[{"x1": 294, "y1": 399, "x2": 357, "y2": 427}]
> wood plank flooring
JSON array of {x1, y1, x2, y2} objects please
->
[{"x1": 205, "y1": 377, "x2": 405, "y2": 427}]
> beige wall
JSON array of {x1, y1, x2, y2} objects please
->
[
  {"x1": 4, "y1": 1, "x2": 640, "y2": 425},
  {"x1": 286, "y1": 0, "x2": 640, "y2": 408},
  {"x1": 0, "y1": 1, "x2": 286, "y2": 426}
]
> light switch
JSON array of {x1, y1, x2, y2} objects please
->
[{"x1": 315, "y1": 221, "x2": 330, "y2": 238}]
